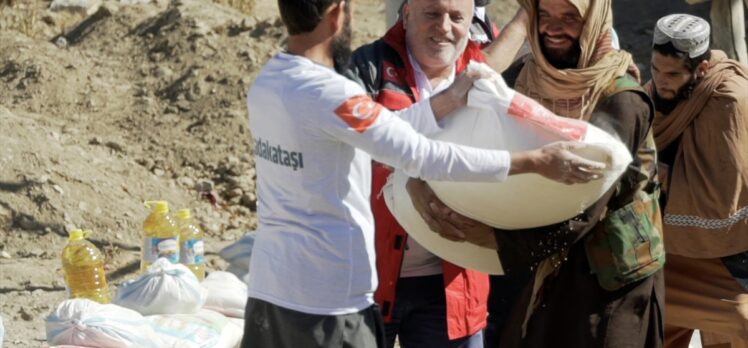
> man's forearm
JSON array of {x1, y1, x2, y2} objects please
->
[
  {"x1": 428, "y1": 70, "x2": 485, "y2": 121},
  {"x1": 484, "y1": 9, "x2": 529, "y2": 73},
  {"x1": 428, "y1": 89, "x2": 465, "y2": 121},
  {"x1": 394, "y1": 99, "x2": 442, "y2": 135},
  {"x1": 508, "y1": 149, "x2": 542, "y2": 175}
]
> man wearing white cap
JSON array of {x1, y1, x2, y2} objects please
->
[{"x1": 647, "y1": 13, "x2": 748, "y2": 348}]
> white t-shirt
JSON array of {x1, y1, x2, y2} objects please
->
[{"x1": 246, "y1": 52, "x2": 511, "y2": 315}]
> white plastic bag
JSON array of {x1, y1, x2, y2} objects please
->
[
  {"x1": 114, "y1": 258, "x2": 207, "y2": 315},
  {"x1": 201, "y1": 271, "x2": 248, "y2": 318},
  {"x1": 45, "y1": 299, "x2": 163, "y2": 348}
]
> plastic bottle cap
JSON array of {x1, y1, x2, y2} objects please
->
[
  {"x1": 144, "y1": 200, "x2": 169, "y2": 214},
  {"x1": 176, "y1": 209, "x2": 191, "y2": 220},
  {"x1": 69, "y1": 229, "x2": 91, "y2": 241}
]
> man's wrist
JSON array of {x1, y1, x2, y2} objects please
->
[
  {"x1": 430, "y1": 89, "x2": 466, "y2": 121},
  {"x1": 509, "y1": 149, "x2": 541, "y2": 175},
  {"x1": 448, "y1": 85, "x2": 467, "y2": 108},
  {"x1": 486, "y1": 231, "x2": 499, "y2": 250}
]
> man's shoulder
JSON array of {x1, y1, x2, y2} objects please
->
[
  {"x1": 604, "y1": 89, "x2": 650, "y2": 109},
  {"x1": 595, "y1": 77, "x2": 653, "y2": 125},
  {"x1": 302, "y1": 73, "x2": 367, "y2": 106},
  {"x1": 350, "y1": 39, "x2": 403, "y2": 68},
  {"x1": 712, "y1": 69, "x2": 748, "y2": 105},
  {"x1": 700, "y1": 79, "x2": 748, "y2": 124},
  {"x1": 601, "y1": 75, "x2": 652, "y2": 108},
  {"x1": 608, "y1": 74, "x2": 644, "y2": 93},
  {"x1": 264, "y1": 63, "x2": 366, "y2": 111},
  {"x1": 600, "y1": 87, "x2": 652, "y2": 113},
  {"x1": 345, "y1": 38, "x2": 413, "y2": 100}
]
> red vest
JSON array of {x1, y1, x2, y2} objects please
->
[{"x1": 371, "y1": 22, "x2": 489, "y2": 340}]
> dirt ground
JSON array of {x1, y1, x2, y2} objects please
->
[{"x1": 0, "y1": 0, "x2": 709, "y2": 346}]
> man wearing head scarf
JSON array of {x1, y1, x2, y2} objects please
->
[
  {"x1": 646, "y1": 14, "x2": 748, "y2": 348},
  {"x1": 407, "y1": 0, "x2": 665, "y2": 346}
]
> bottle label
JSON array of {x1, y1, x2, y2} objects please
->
[
  {"x1": 144, "y1": 237, "x2": 179, "y2": 264},
  {"x1": 180, "y1": 239, "x2": 205, "y2": 265}
]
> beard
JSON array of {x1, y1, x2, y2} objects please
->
[
  {"x1": 652, "y1": 77, "x2": 699, "y2": 115},
  {"x1": 332, "y1": 10, "x2": 352, "y2": 74},
  {"x1": 540, "y1": 34, "x2": 581, "y2": 70}
]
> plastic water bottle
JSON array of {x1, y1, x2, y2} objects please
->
[
  {"x1": 176, "y1": 208, "x2": 206, "y2": 280},
  {"x1": 141, "y1": 201, "x2": 179, "y2": 272},
  {"x1": 61, "y1": 229, "x2": 110, "y2": 303}
]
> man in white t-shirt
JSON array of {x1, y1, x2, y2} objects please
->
[{"x1": 240, "y1": 0, "x2": 605, "y2": 347}]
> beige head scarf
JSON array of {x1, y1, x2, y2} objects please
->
[{"x1": 515, "y1": 0, "x2": 633, "y2": 120}]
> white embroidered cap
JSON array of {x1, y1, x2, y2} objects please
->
[{"x1": 653, "y1": 14, "x2": 710, "y2": 58}]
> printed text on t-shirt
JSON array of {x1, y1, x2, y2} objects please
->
[{"x1": 254, "y1": 137, "x2": 304, "y2": 171}]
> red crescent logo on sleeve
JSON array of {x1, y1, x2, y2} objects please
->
[
  {"x1": 383, "y1": 61, "x2": 400, "y2": 82},
  {"x1": 386, "y1": 66, "x2": 398, "y2": 79},
  {"x1": 335, "y1": 95, "x2": 384, "y2": 133}
]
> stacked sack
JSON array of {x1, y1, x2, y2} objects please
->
[
  {"x1": 201, "y1": 270, "x2": 249, "y2": 318},
  {"x1": 46, "y1": 299, "x2": 166, "y2": 348},
  {"x1": 46, "y1": 259, "x2": 245, "y2": 348},
  {"x1": 114, "y1": 258, "x2": 206, "y2": 315}
]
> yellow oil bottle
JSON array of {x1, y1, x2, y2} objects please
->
[
  {"x1": 61, "y1": 229, "x2": 110, "y2": 303},
  {"x1": 141, "y1": 200, "x2": 179, "y2": 272},
  {"x1": 176, "y1": 209, "x2": 206, "y2": 280}
]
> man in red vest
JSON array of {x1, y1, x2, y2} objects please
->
[{"x1": 343, "y1": 0, "x2": 492, "y2": 346}]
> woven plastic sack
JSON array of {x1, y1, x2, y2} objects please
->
[
  {"x1": 148, "y1": 309, "x2": 243, "y2": 348},
  {"x1": 45, "y1": 299, "x2": 163, "y2": 348},
  {"x1": 114, "y1": 258, "x2": 207, "y2": 315},
  {"x1": 201, "y1": 271, "x2": 247, "y2": 318}
]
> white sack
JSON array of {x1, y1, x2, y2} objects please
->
[
  {"x1": 45, "y1": 299, "x2": 163, "y2": 348},
  {"x1": 428, "y1": 62, "x2": 631, "y2": 229},
  {"x1": 114, "y1": 258, "x2": 207, "y2": 315},
  {"x1": 384, "y1": 172, "x2": 505, "y2": 274},
  {"x1": 201, "y1": 271, "x2": 248, "y2": 318},
  {"x1": 384, "y1": 61, "x2": 633, "y2": 274},
  {"x1": 147, "y1": 309, "x2": 243, "y2": 348}
]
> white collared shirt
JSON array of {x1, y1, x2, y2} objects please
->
[
  {"x1": 399, "y1": 51, "x2": 457, "y2": 278},
  {"x1": 408, "y1": 49, "x2": 456, "y2": 100}
]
